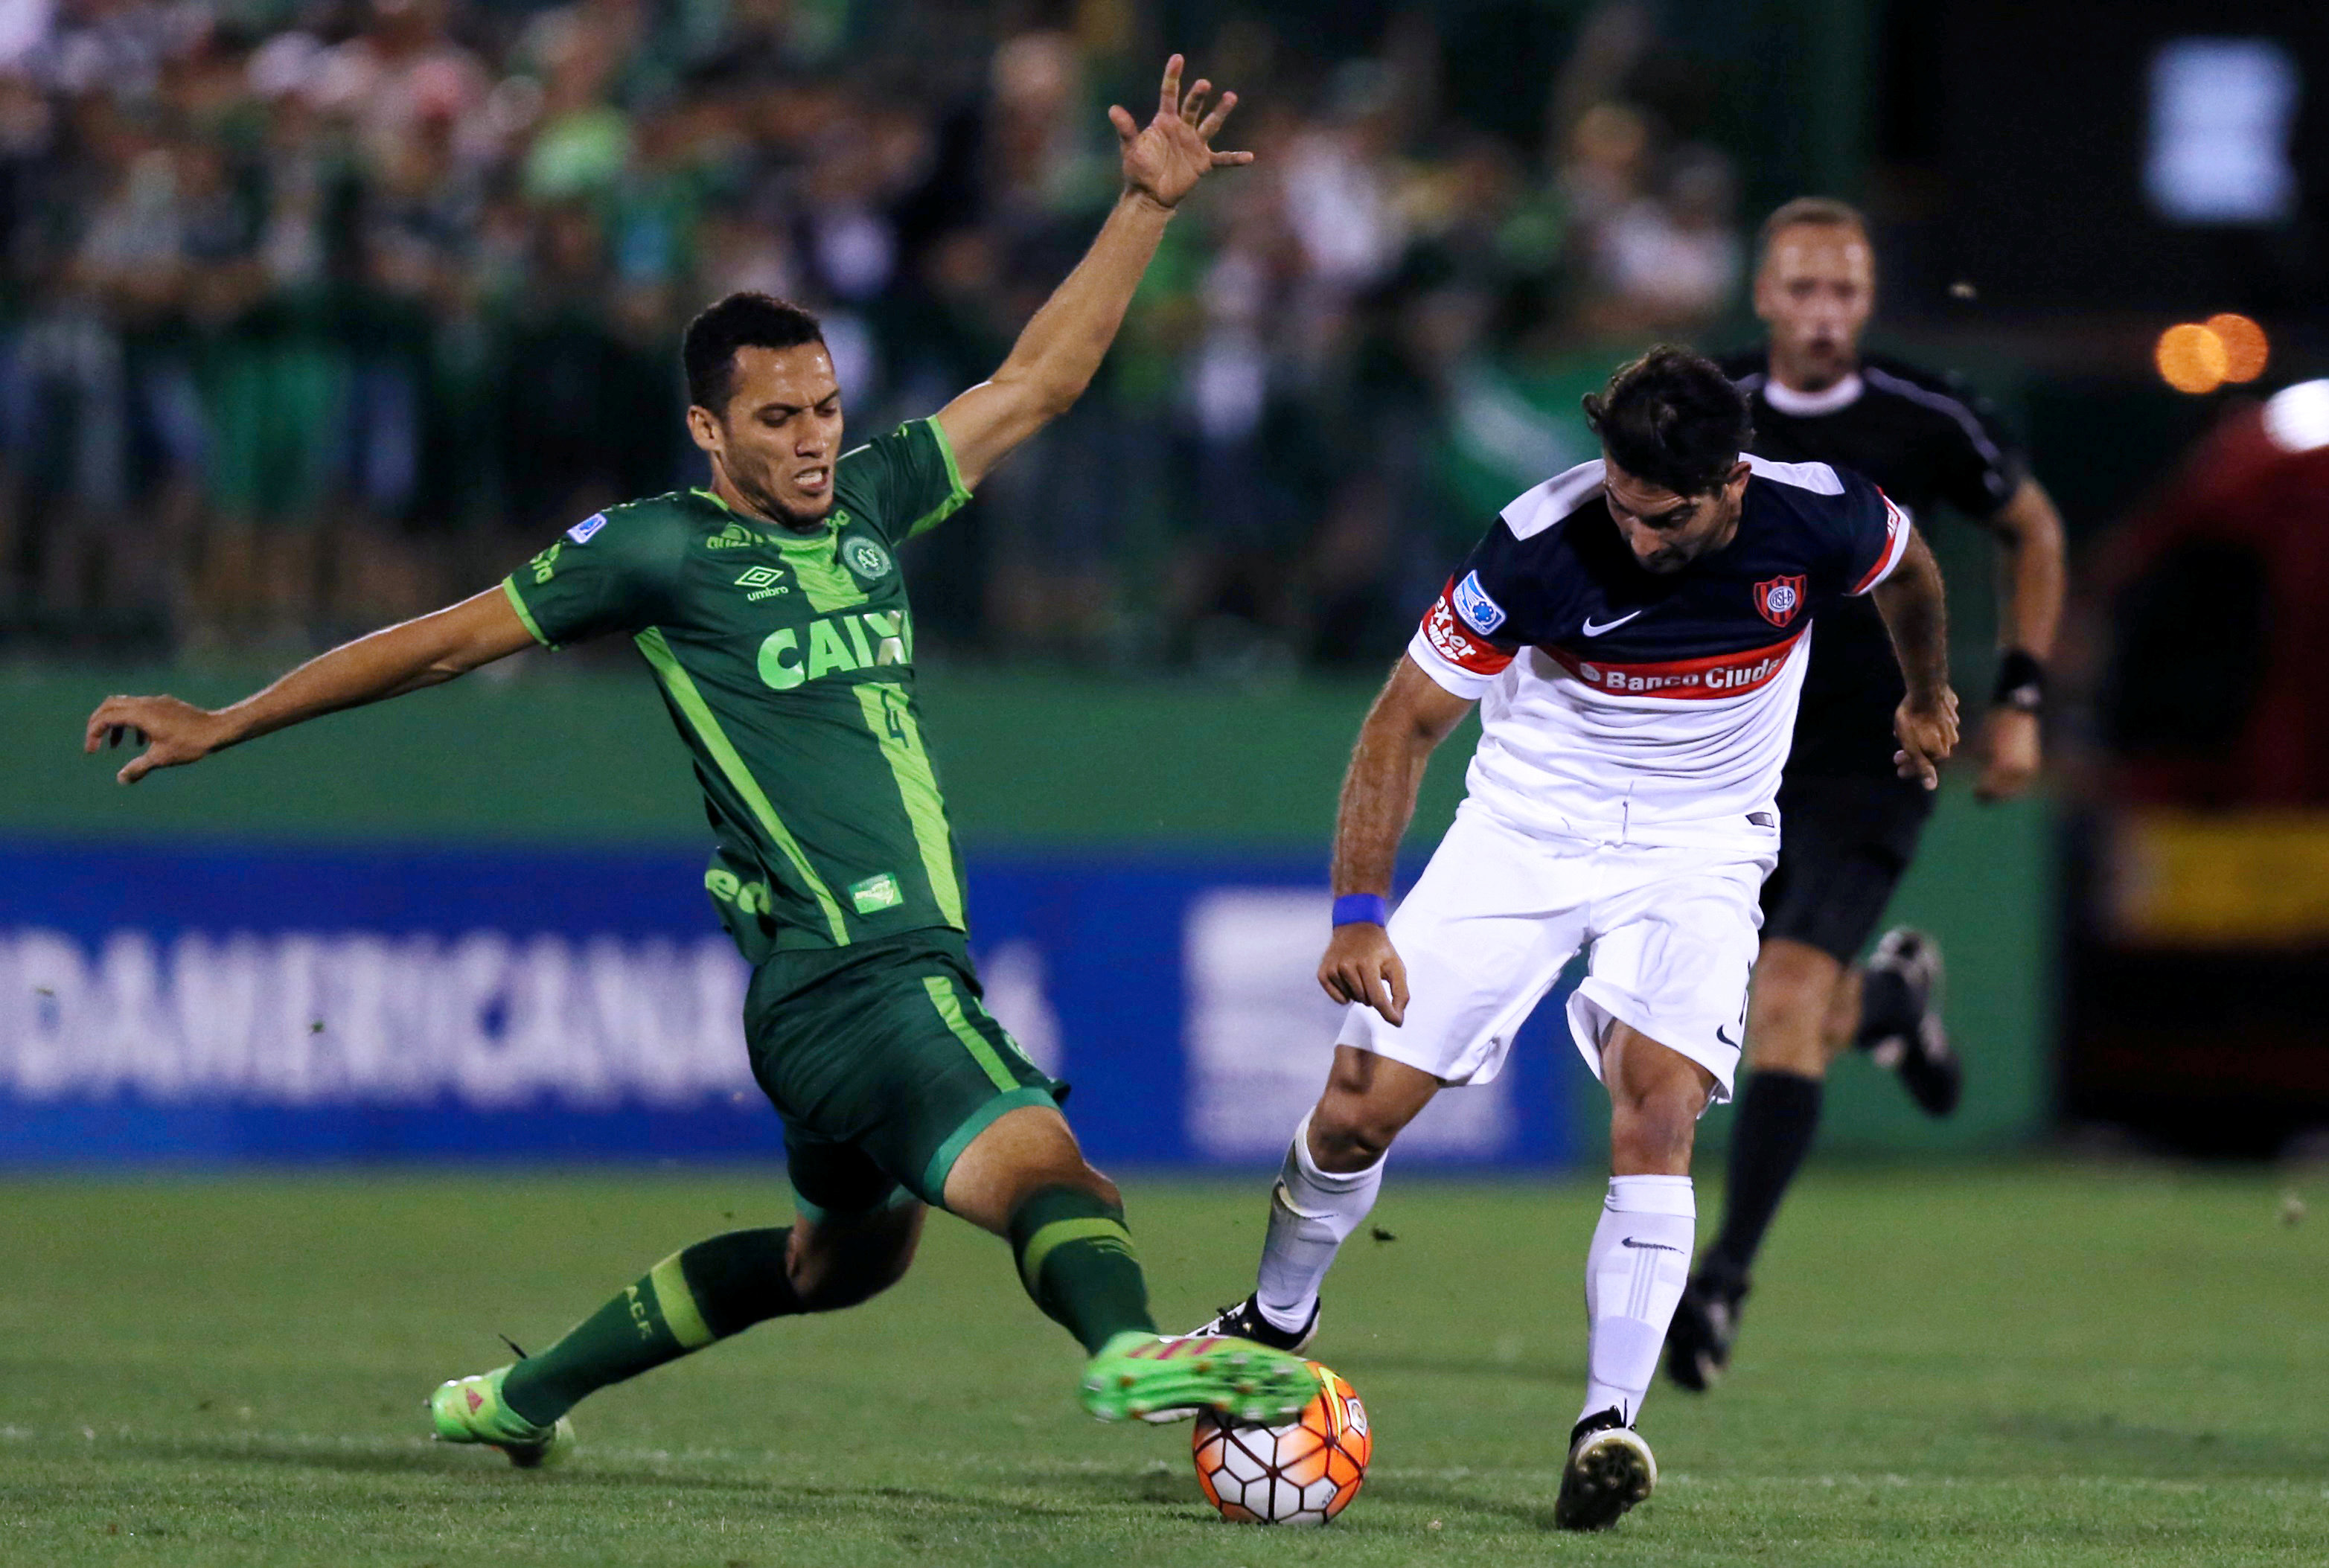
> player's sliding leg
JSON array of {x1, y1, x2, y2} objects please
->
[
  {"x1": 945, "y1": 1104, "x2": 1156, "y2": 1353},
  {"x1": 1556, "y1": 1023, "x2": 1713, "y2": 1532},
  {"x1": 1198, "y1": 1046, "x2": 1440, "y2": 1349},
  {"x1": 431, "y1": 1202, "x2": 921, "y2": 1465},
  {"x1": 942, "y1": 1103, "x2": 1316, "y2": 1424}
]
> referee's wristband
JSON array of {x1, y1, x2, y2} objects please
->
[
  {"x1": 1332, "y1": 893, "x2": 1390, "y2": 928},
  {"x1": 1992, "y1": 649, "x2": 2046, "y2": 712}
]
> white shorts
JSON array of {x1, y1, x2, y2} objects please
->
[{"x1": 1337, "y1": 801, "x2": 1775, "y2": 1102}]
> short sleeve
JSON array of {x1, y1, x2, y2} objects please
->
[
  {"x1": 840, "y1": 417, "x2": 972, "y2": 544},
  {"x1": 1841, "y1": 481, "x2": 1913, "y2": 597},
  {"x1": 501, "y1": 508, "x2": 682, "y2": 648},
  {"x1": 1405, "y1": 525, "x2": 1524, "y2": 698},
  {"x1": 1900, "y1": 368, "x2": 2025, "y2": 519}
]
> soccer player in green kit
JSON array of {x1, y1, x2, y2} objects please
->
[{"x1": 82, "y1": 56, "x2": 1317, "y2": 1461}]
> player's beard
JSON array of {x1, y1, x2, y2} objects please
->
[
  {"x1": 735, "y1": 462, "x2": 835, "y2": 532},
  {"x1": 761, "y1": 491, "x2": 834, "y2": 531}
]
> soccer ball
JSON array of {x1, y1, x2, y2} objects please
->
[{"x1": 1192, "y1": 1361, "x2": 1371, "y2": 1524}]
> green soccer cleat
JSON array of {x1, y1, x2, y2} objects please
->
[
  {"x1": 428, "y1": 1366, "x2": 575, "y2": 1469},
  {"x1": 1078, "y1": 1331, "x2": 1317, "y2": 1425}
]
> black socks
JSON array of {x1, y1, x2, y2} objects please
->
[{"x1": 1704, "y1": 1071, "x2": 1824, "y2": 1290}]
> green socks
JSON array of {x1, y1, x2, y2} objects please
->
[
  {"x1": 1007, "y1": 1186, "x2": 1158, "y2": 1354},
  {"x1": 500, "y1": 1227, "x2": 802, "y2": 1425},
  {"x1": 495, "y1": 1196, "x2": 1157, "y2": 1423}
]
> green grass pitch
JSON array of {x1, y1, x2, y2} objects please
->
[{"x1": 4, "y1": 1164, "x2": 2324, "y2": 1566}]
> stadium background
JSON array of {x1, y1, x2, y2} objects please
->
[
  {"x1": 2, "y1": 0, "x2": 2318, "y2": 1168},
  {"x1": 4, "y1": 4, "x2": 2329, "y2": 1563}
]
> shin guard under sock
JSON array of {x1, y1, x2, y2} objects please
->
[{"x1": 1253, "y1": 1113, "x2": 1384, "y2": 1334}]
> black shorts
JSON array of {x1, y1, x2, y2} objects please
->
[{"x1": 1758, "y1": 775, "x2": 1935, "y2": 964}]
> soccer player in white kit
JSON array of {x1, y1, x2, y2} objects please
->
[{"x1": 1193, "y1": 347, "x2": 1958, "y2": 1531}]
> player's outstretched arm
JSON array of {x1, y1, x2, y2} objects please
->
[
  {"x1": 1318, "y1": 656, "x2": 1477, "y2": 1025},
  {"x1": 84, "y1": 586, "x2": 539, "y2": 784},
  {"x1": 1974, "y1": 476, "x2": 2066, "y2": 801},
  {"x1": 1872, "y1": 525, "x2": 1961, "y2": 790},
  {"x1": 934, "y1": 54, "x2": 1250, "y2": 488}
]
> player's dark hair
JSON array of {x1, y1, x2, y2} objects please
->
[
  {"x1": 683, "y1": 292, "x2": 826, "y2": 414},
  {"x1": 1757, "y1": 196, "x2": 1868, "y2": 258},
  {"x1": 1582, "y1": 346, "x2": 1754, "y2": 497}
]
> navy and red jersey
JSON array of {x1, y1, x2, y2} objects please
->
[{"x1": 1407, "y1": 455, "x2": 1908, "y2": 847}]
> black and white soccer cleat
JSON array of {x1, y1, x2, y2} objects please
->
[
  {"x1": 1859, "y1": 927, "x2": 1961, "y2": 1117},
  {"x1": 1664, "y1": 1272, "x2": 1746, "y2": 1393},
  {"x1": 1553, "y1": 1407, "x2": 1657, "y2": 1531},
  {"x1": 1182, "y1": 1293, "x2": 1317, "y2": 1355}
]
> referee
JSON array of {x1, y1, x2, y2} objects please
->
[{"x1": 1666, "y1": 198, "x2": 2066, "y2": 1392}]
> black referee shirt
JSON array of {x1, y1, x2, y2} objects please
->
[{"x1": 1719, "y1": 350, "x2": 2025, "y2": 778}]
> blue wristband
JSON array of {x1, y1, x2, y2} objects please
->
[{"x1": 1332, "y1": 893, "x2": 1390, "y2": 927}]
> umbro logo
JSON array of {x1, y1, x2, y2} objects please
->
[{"x1": 734, "y1": 566, "x2": 790, "y2": 601}]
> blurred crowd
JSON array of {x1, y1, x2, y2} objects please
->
[{"x1": 0, "y1": 0, "x2": 1748, "y2": 664}]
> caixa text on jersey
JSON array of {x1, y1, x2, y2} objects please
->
[{"x1": 757, "y1": 610, "x2": 913, "y2": 691}]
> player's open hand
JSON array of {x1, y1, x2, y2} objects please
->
[
  {"x1": 1111, "y1": 54, "x2": 1252, "y2": 211},
  {"x1": 1319, "y1": 922, "x2": 1410, "y2": 1025},
  {"x1": 85, "y1": 694, "x2": 230, "y2": 784},
  {"x1": 1892, "y1": 688, "x2": 1961, "y2": 790},
  {"x1": 1972, "y1": 706, "x2": 2040, "y2": 802}
]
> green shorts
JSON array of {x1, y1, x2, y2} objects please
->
[{"x1": 743, "y1": 929, "x2": 1064, "y2": 1221}]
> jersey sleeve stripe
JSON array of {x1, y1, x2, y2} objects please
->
[
  {"x1": 1862, "y1": 366, "x2": 2009, "y2": 471},
  {"x1": 633, "y1": 627, "x2": 853, "y2": 945},
  {"x1": 1852, "y1": 495, "x2": 1914, "y2": 594},
  {"x1": 500, "y1": 576, "x2": 556, "y2": 648},
  {"x1": 1416, "y1": 580, "x2": 1515, "y2": 683},
  {"x1": 908, "y1": 416, "x2": 974, "y2": 537},
  {"x1": 1406, "y1": 629, "x2": 1499, "y2": 698}
]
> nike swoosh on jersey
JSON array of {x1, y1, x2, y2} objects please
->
[
  {"x1": 1580, "y1": 610, "x2": 1644, "y2": 636},
  {"x1": 1619, "y1": 1238, "x2": 1682, "y2": 1252}
]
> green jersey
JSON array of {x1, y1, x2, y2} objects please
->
[{"x1": 502, "y1": 417, "x2": 974, "y2": 961}]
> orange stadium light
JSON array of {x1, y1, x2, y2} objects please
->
[
  {"x1": 2205, "y1": 313, "x2": 2270, "y2": 383},
  {"x1": 2156, "y1": 322, "x2": 2229, "y2": 395}
]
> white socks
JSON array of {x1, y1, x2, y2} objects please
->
[
  {"x1": 1253, "y1": 1114, "x2": 1385, "y2": 1334},
  {"x1": 1249, "y1": 1124, "x2": 1693, "y2": 1430},
  {"x1": 1580, "y1": 1175, "x2": 1696, "y2": 1426}
]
